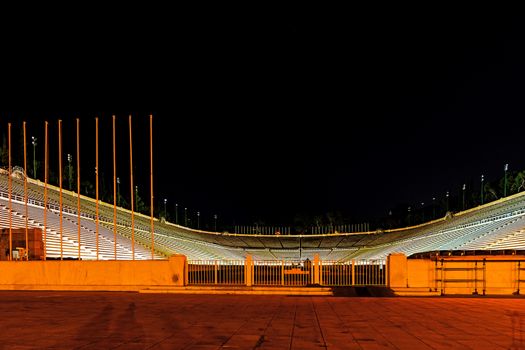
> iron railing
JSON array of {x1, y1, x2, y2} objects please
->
[
  {"x1": 188, "y1": 258, "x2": 386, "y2": 287},
  {"x1": 187, "y1": 260, "x2": 245, "y2": 285},
  {"x1": 320, "y1": 259, "x2": 386, "y2": 286}
]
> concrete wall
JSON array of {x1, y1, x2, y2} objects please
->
[
  {"x1": 0, "y1": 255, "x2": 186, "y2": 291},
  {"x1": 407, "y1": 259, "x2": 434, "y2": 288}
]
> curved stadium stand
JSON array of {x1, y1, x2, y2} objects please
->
[{"x1": 0, "y1": 171, "x2": 525, "y2": 261}]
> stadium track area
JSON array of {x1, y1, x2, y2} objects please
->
[{"x1": 0, "y1": 291, "x2": 524, "y2": 349}]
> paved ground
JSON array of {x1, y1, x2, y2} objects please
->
[{"x1": 0, "y1": 292, "x2": 524, "y2": 349}]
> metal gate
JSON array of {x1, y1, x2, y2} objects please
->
[{"x1": 321, "y1": 259, "x2": 386, "y2": 286}]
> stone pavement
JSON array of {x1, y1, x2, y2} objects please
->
[{"x1": 0, "y1": 291, "x2": 524, "y2": 349}]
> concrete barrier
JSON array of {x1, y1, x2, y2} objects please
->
[{"x1": 0, "y1": 255, "x2": 186, "y2": 291}]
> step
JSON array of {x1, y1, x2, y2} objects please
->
[
  {"x1": 392, "y1": 287, "x2": 441, "y2": 296},
  {"x1": 140, "y1": 286, "x2": 333, "y2": 295}
]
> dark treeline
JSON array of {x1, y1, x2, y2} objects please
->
[{"x1": 378, "y1": 167, "x2": 525, "y2": 230}]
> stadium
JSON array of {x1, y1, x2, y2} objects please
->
[
  {"x1": 2, "y1": 169, "x2": 525, "y2": 262},
  {"x1": 2, "y1": 153, "x2": 525, "y2": 295},
  {"x1": 4, "y1": 10, "x2": 525, "y2": 348},
  {"x1": 0, "y1": 113, "x2": 524, "y2": 348}
]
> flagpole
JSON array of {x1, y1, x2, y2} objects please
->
[
  {"x1": 77, "y1": 118, "x2": 81, "y2": 260},
  {"x1": 150, "y1": 114, "x2": 154, "y2": 260},
  {"x1": 95, "y1": 117, "x2": 99, "y2": 260},
  {"x1": 23, "y1": 122, "x2": 28, "y2": 260},
  {"x1": 113, "y1": 115, "x2": 117, "y2": 260},
  {"x1": 58, "y1": 119, "x2": 63, "y2": 260},
  {"x1": 129, "y1": 115, "x2": 135, "y2": 260},
  {"x1": 8, "y1": 123, "x2": 12, "y2": 260},
  {"x1": 44, "y1": 121, "x2": 48, "y2": 260}
]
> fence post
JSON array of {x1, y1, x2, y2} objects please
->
[
  {"x1": 168, "y1": 254, "x2": 187, "y2": 286},
  {"x1": 184, "y1": 257, "x2": 188, "y2": 286},
  {"x1": 313, "y1": 253, "x2": 320, "y2": 285},
  {"x1": 351, "y1": 259, "x2": 355, "y2": 285},
  {"x1": 386, "y1": 253, "x2": 408, "y2": 289},
  {"x1": 517, "y1": 261, "x2": 521, "y2": 295},
  {"x1": 281, "y1": 260, "x2": 285, "y2": 286},
  {"x1": 214, "y1": 261, "x2": 218, "y2": 285},
  {"x1": 245, "y1": 254, "x2": 253, "y2": 287}
]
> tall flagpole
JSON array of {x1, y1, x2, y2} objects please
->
[
  {"x1": 8, "y1": 123, "x2": 12, "y2": 260},
  {"x1": 24, "y1": 122, "x2": 28, "y2": 260},
  {"x1": 44, "y1": 121, "x2": 48, "y2": 260},
  {"x1": 95, "y1": 117, "x2": 99, "y2": 260},
  {"x1": 150, "y1": 114, "x2": 154, "y2": 260},
  {"x1": 58, "y1": 119, "x2": 63, "y2": 260},
  {"x1": 129, "y1": 115, "x2": 135, "y2": 260},
  {"x1": 77, "y1": 118, "x2": 81, "y2": 260},
  {"x1": 113, "y1": 115, "x2": 117, "y2": 260}
]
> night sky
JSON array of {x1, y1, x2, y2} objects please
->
[{"x1": 2, "y1": 9, "x2": 525, "y2": 230}]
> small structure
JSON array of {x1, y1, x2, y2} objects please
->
[{"x1": 0, "y1": 228, "x2": 44, "y2": 261}]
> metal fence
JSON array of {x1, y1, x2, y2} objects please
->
[
  {"x1": 253, "y1": 260, "x2": 312, "y2": 286},
  {"x1": 187, "y1": 260, "x2": 245, "y2": 285},
  {"x1": 434, "y1": 258, "x2": 525, "y2": 295},
  {"x1": 188, "y1": 258, "x2": 386, "y2": 287},
  {"x1": 320, "y1": 259, "x2": 386, "y2": 286}
]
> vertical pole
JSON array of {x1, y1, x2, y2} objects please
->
[
  {"x1": 482, "y1": 258, "x2": 486, "y2": 296},
  {"x1": 8, "y1": 123, "x2": 12, "y2": 260},
  {"x1": 517, "y1": 261, "x2": 521, "y2": 295},
  {"x1": 113, "y1": 115, "x2": 117, "y2": 260},
  {"x1": 313, "y1": 253, "x2": 320, "y2": 285},
  {"x1": 504, "y1": 164, "x2": 508, "y2": 197},
  {"x1": 150, "y1": 114, "x2": 154, "y2": 260},
  {"x1": 245, "y1": 254, "x2": 253, "y2": 287},
  {"x1": 23, "y1": 122, "x2": 28, "y2": 260},
  {"x1": 68, "y1": 155, "x2": 72, "y2": 190},
  {"x1": 384, "y1": 258, "x2": 388, "y2": 287},
  {"x1": 129, "y1": 115, "x2": 135, "y2": 260},
  {"x1": 44, "y1": 121, "x2": 48, "y2": 260},
  {"x1": 77, "y1": 118, "x2": 81, "y2": 260},
  {"x1": 434, "y1": 259, "x2": 438, "y2": 292},
  {"x1": 33, "y1": 136, "x2": 36, "y2": 178},
  {"x1": 58, "y1": 119, "x2": 63, "y2": 260},
  {"x1": 351, "y1": 259, "x2": 355, "y2": 285},
  {"x1": 474, "y1": 261, "x2": 478, "y2": 295},
  {"x1": 281, "y1": 260, "x2": 284, "y2": 286},
  {"x1": 462, "y1": 184, "x2": 466, "y2": 210},
  {"x1": 95, "y1": 117, "x2": 99, "y2": 260},
  {"x1": 440, "y1": 259, "x2": 444, "y2": 295},
  {"x1": 481, "y1": 175, "x2": 484, "y2": 205},
  {"x1": 214, "y1": 260, "x2": 218, "y2": 284}
]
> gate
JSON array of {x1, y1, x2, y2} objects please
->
[
  {"x1": 321, "y1": 259, "x2": 386, "y2": 286},
  {"x1": 253, "y1": 260, "x2": 312, "y2": 286}
]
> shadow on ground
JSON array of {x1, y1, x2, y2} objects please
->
[{"x1": 331, "y1": 286, "x2": 396, "y2": 297}]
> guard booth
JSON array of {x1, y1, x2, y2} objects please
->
[{"x1": 0, "y1": 228, "x2": 44, "y2": 260}]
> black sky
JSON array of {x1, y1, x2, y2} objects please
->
[{"x1": 2, "y1": 8, "x2": 525, "y2": 229}]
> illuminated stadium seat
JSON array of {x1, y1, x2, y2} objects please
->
[{"x1": 1, "y1": 171, "x2": 525, "y2": 261}]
